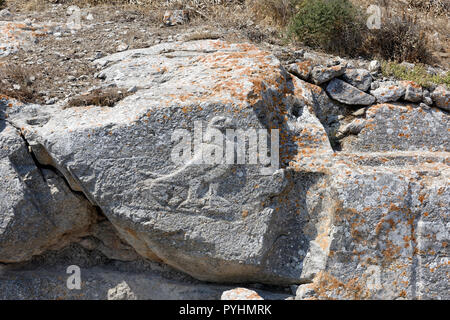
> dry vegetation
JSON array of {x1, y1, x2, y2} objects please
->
[
  {"x1": 0, "y1": 62, "x2": 41, "y2": 103},
  {"x1": 66, "y1": 88, "x2": 132, "y2": 108},
  {"x1": 0, "y1": 0, "x2": 448, "y2": 105}
]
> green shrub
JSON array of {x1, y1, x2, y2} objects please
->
[
  {"x1": 382, "y1": 61, "x2": 450, "y2": 88},
  {"x1": 288, "y1": 0, "x2": 365, "y2": 56}
]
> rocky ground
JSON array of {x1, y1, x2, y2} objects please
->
[
  {"x1": 0, "y1": 2, "x2": 449, "y2": 300},
  {"x1": 0, "y1": 3, "x2": 286, "y2": 105},
  {"x1": 2, "y1": 3, "x2": 446, "y2": 106}
]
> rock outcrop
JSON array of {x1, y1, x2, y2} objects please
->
[{"x1": 1, "y1": 40, "x2": 448, "y2": 300}]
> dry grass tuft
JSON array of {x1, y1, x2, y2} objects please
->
[
  {"x1": 249, "y1": 0, "x2": 299, "y2": 26},
  {"x1": 66, "y1": 88, "x2": 131, "y2": 108},
  {"x1": 0, "y1": 63, "x2": 41, "y2": 103},
  {"x1": 405, "y1": 0, "x2": 449, "y2": 17},
  {"x1": 362, "y1": 16, "x2": 433, "y2": 64},
  {"x1": 184, "y1": 31, "x2": 221, "y2": 41}
]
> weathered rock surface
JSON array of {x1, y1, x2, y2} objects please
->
[
  {"x1": 286, "y1": 60, "x2": 314, "y2": 81},
  {"x1": 326, "y1": 79, "x2": 376, "y2": 105},
  {"x1": 0, "y1": 118, "x2": 98, "y2": 263},
  {"x1": 341, "y1": 68, "x2": 372, "y2": 92},
  {"x1": 401, "y1": 81, "x2": 423, "y2": 103},
  {"x1": 4, "y1": 40, "x2": 335, "y2": 285},
  {"x1": 221, "y1": 288, "x2": 264, "y2": 300},
  {"x1": 1, "y1": 40, "x2": 449, "y2": 300},
  {"x1": 371, "y1": 83, "x2": 406, "y2": 103},
  {"x1": 311, "y1": 64, "x2": 346, "y2": 84},
  {"x1": 431, "y1": 85, "x2": 450, "y2": 111},
  {"x1": 0, "y1": 21, "x2": 52, "y2": 57},
  {"x1": 342, "y1": 103, "x2": 449, "y2": 152}
]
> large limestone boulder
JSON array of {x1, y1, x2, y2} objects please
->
[{"x1": 5, "y1": 40, "x2": 334, "y2": 284}]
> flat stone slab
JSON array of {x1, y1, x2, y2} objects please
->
[{"x1": 326, "y1": 78, "x2": 376, "y2": 105}]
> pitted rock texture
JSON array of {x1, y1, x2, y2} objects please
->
[{"x1": 1, "y1": 39, "x2": 449, "y2": 299}]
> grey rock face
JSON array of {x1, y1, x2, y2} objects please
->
[
  {"x1": 371, "y1": 83, "x2": 406, "y2": 103},
  {"x1": 341, "y1": 68, "x2": 372, "y2": 92},
  {"x1": 308, "y1": 162, "x2": 449, "y2": 300},
  {"x1": 342, "y1": 103, "x2": 449, "y2": 152},
  {"x1": 326, "y1": 79, "x2": 376, "y2": 105},
  {"x1": 431, "y1": 86, "x2": 450, "y2": 111},
  {"x1": 286, "y1": 60, "x2": 314, "y2": 81},
  {"x1": 1, "y1": 40, "x2": 449, "y2": 300},
  {"x1": 0, "y1": 119, "x2": 98, "y2": 263},
  {"x1": 401, "y1": 81, "x2": 423, "y2": 103},
  {"x1": 5, "y1": 40, "x2": 334, "y2": 285},
  {"x1": 311, "y1": 64, "x2": 346, "y2": 84}
]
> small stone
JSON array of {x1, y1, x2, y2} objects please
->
[
  {"x1": 431, "y1": 85, "x2": 450, "y2": 111},
  {"x1": 117, "y1": 43, "x2": 129, "y2": 52},
  {"x1": 45, "y1": 97, "x2": 56, "y2": 105},
  {"x1": 352, "y1": 108, "x2": 366, "y2": 117},
  {"x1": 286, "y1": 60, "x2": 314, "y2": 81},
  {"x1": 163, "y1": 10, "x2": 189, "y2": 27},
  {"x1": 13, "y1": 84, "x2": 21, "y2": 90},
  {"x1": 371, "y1": 81, "x2": 380, "y2": 90},
  {"x1": 127, "y1": 86, "x2": 137, "y2": 93},
  {"x1": 221, "y1": 288, "x2": 264, "y2": 300},
  {"x1": 341, "y1": 68, "x2": 372, "y2": 92},
  {"x1": 326, "y1": 79, "x2": 376, "y2": 105},
  {"x1": 400, "y1": 81, "x2": 423, "y2": 103},
  {"x1": 0, "y1": 9, "x2": 12, "y2": 18},
  {"x1": 370, "y1": 83, "x2": 405, "y2": 103},
  {"x1": 68, "y1": 75, "x2": 76, "y2": 81},
  {"x1": 293, "y1": 50, "x2": 304, "y2": 59},
  {"x1": 368, "y1": 60, "x2": 381, "y2": 73},
  {"x1": 311, "y1": 64, "x2": 346, "y2": 84},
  {"x1": 337, "y1": 118, "x2": 367, "y2": 138},
  {"x1": 423, "y1": 96, "x2": 433, "y2": 105}
]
